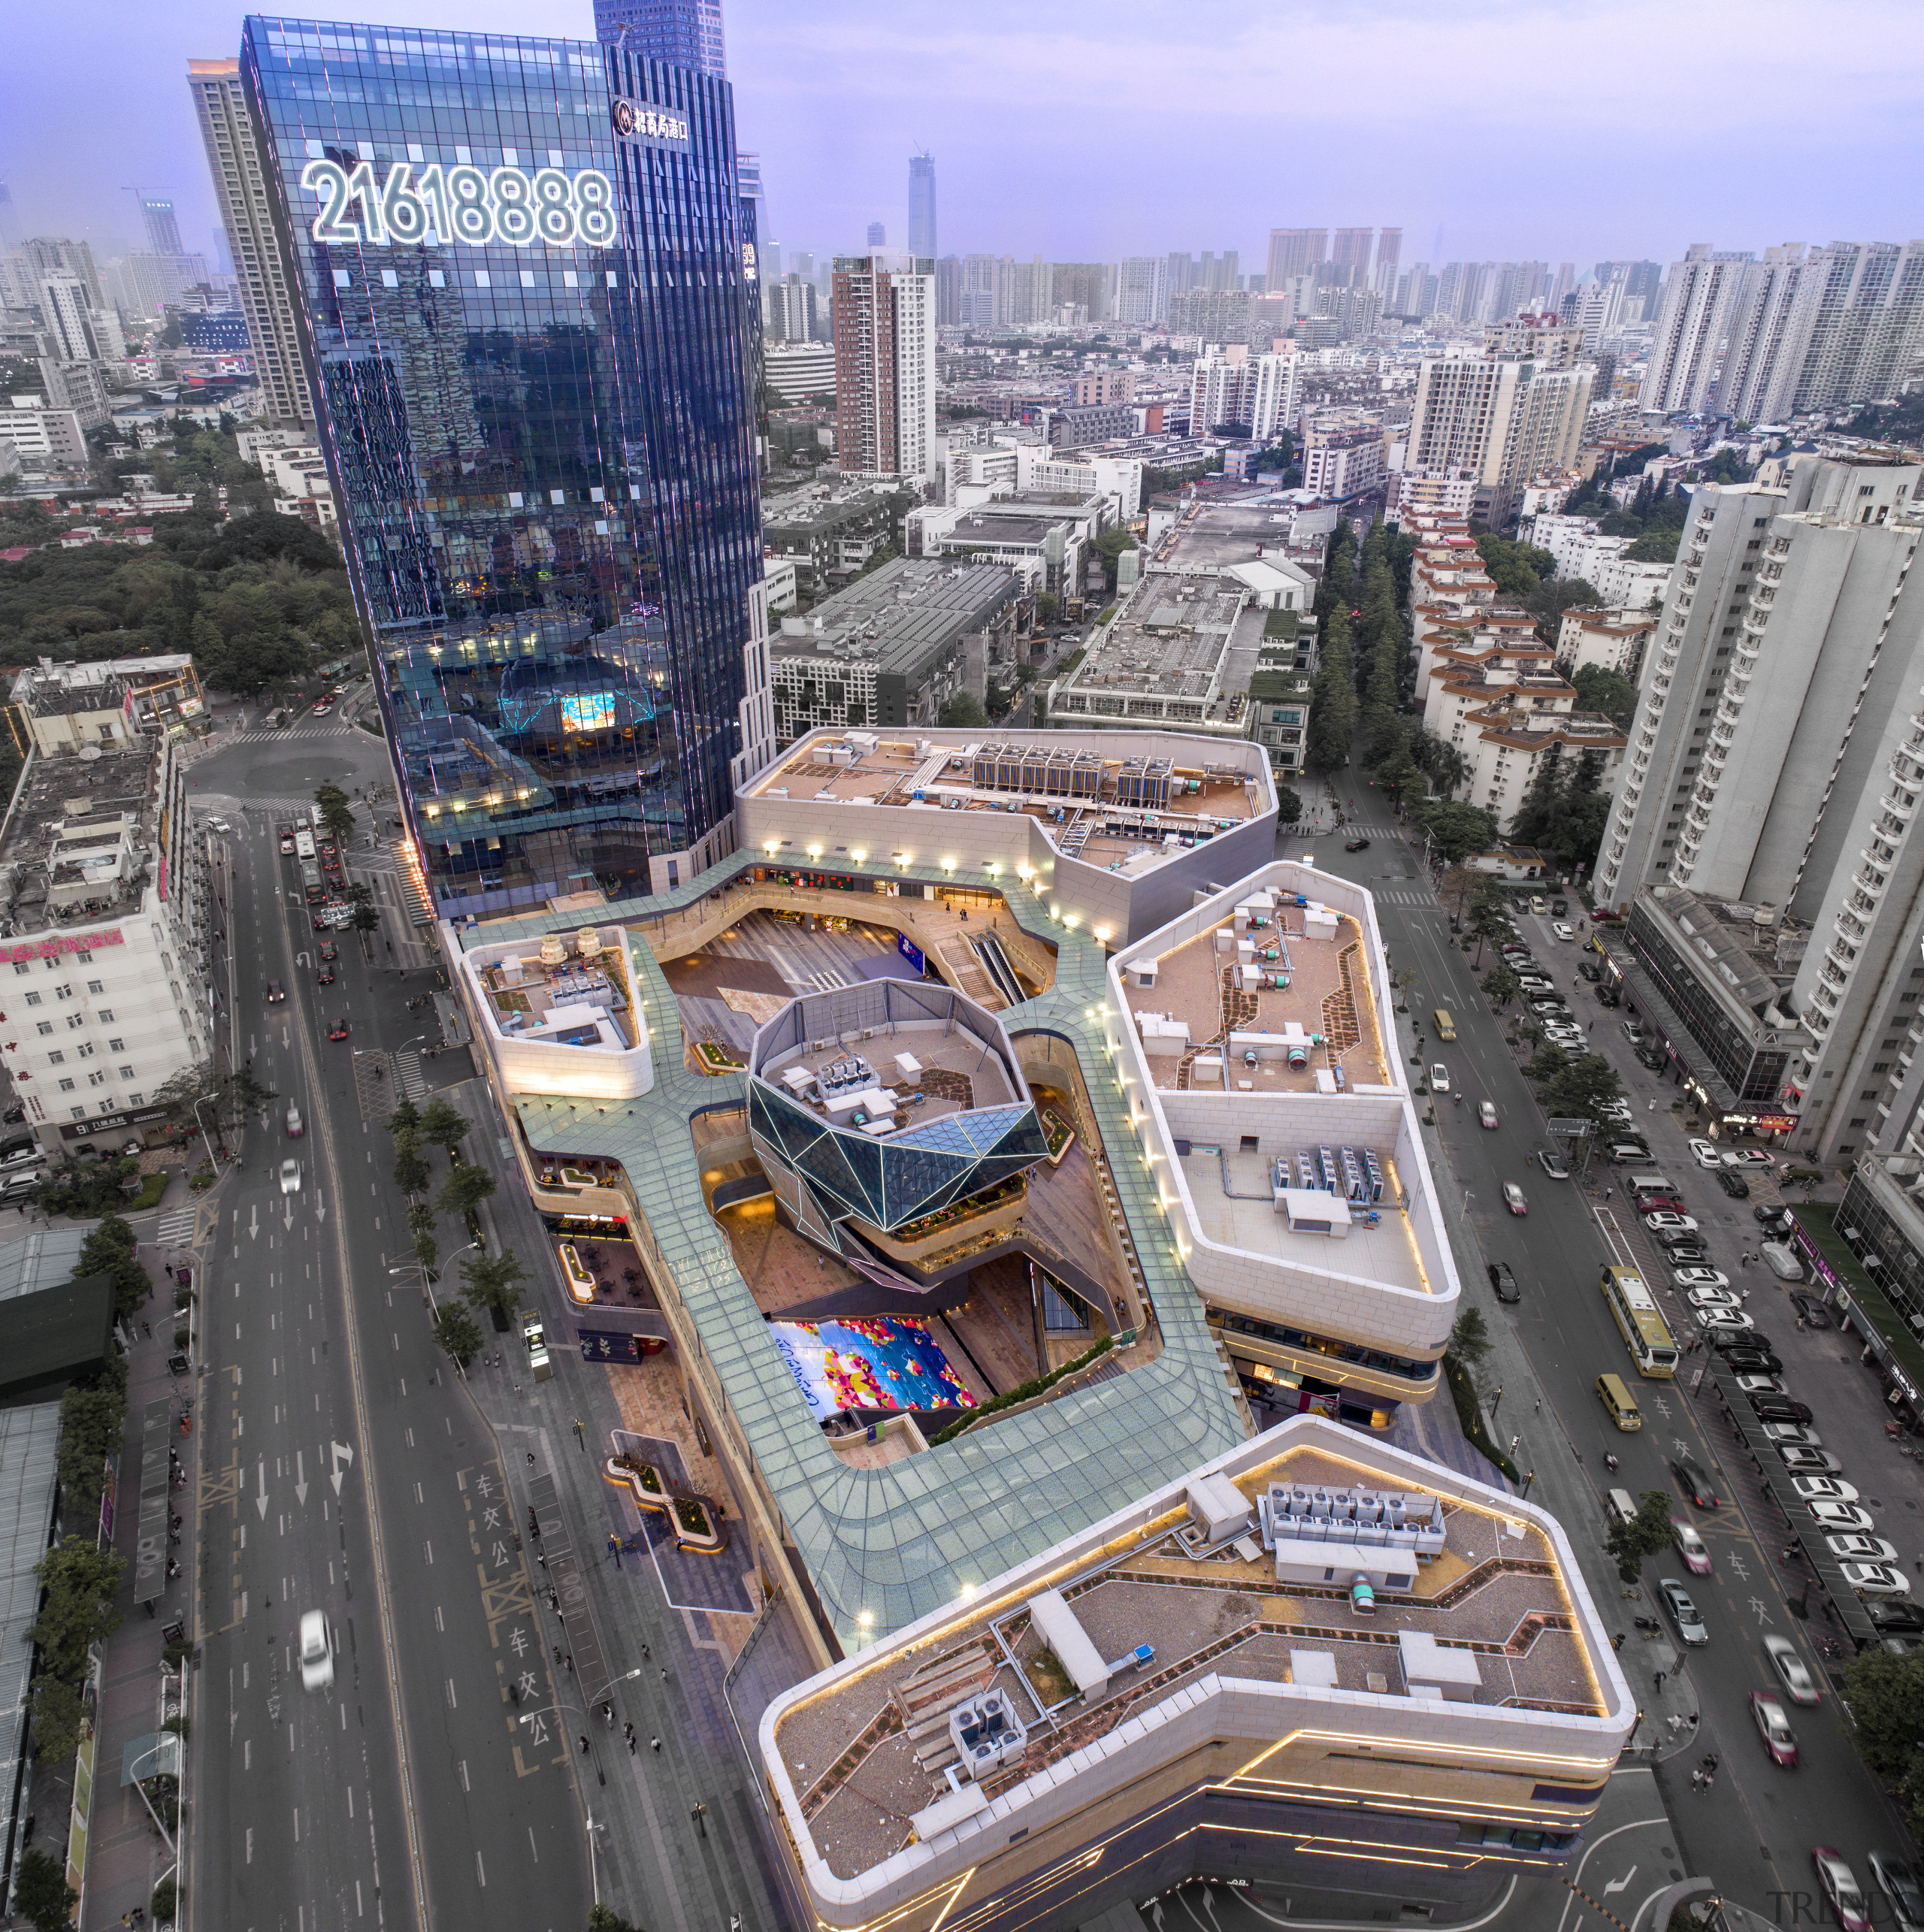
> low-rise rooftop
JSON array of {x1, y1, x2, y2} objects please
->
[
  {"x1": 770, "y1": 558, "x2": 1018, "y2": 681},
  {"x1": 0, "y1": 738, "x2": 162, "y2": 932}
]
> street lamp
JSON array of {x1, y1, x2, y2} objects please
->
[
  {"x1": 192, "y1": 1096, "x2": 231, "y2": 1177},
  {"x1": 1520, "y1": 1468, "x2": 1536, "y2": 1500},
  {"x1": 1490, "y1": 1383, "x2": 1504, "y2": 1422}
]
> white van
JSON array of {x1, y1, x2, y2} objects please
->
[
  {"x1": 1625, "y1": 1173, "x2": 1678, "y2": 1197},
  {"x1": 1605, "y1": 1488, "x2": 1638, "y2": 1528}
]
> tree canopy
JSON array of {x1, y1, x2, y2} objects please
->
[
  {"x1": 1410, "y1": 799, "x2": 1500, "y2": 863},
  {"x1": 1572, "y1": 664, "x2": 1638, "y2": 727},
  {"x1": 1605, "y1": 1489, "x2": 1677, "y2": 1581},
  {"x1": 1844, "y1": 1649, "x2": 1924, "y2": 1832}
]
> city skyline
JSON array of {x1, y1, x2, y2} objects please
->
[{"x1": 5, "y1": 0, "x2": 1918, "y2": 276}]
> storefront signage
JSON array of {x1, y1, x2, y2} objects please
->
[
  {"x1": 897, "y1": 931, "x2": 926, "y2": 975},
  {"x1": 59, "y1": 1103, "x2": 169, "y2": 1144},
  {"x1": 2, "y1": 930, "x2": 122, "y2": 964},
  {"x1": 610, "y1": 99, "x2": 690, "y2": 145},
  {"x1": 301, "y1": 159, "x2": 617, "y2": 249},
  {"x1": 1837, "y1": 1290, "x2": 1922, "y2": 1408}
]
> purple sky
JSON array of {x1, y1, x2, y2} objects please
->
[{"x1": 5, "y1": 0, "x2": 1918, "y2": 272}]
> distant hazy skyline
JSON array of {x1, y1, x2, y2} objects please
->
[{"x1": 5, "y1": 0, "x2": 1918, "y2": 276}]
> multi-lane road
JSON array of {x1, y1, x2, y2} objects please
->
[
  {"x1": 180, "y1": 722, "x2": 591, "y2": 1930},
  {"x1": 1294, "y1": 812, "x2": 1919, "y2": 1924}
]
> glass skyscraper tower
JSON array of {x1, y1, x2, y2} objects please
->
[{"x1": 241, "y1": 16, "x2": 769, "y2": 912}]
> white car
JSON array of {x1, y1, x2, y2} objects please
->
[
  {"x1": 1826, "y1": 1533, "x2": 1901, "y2": 1564},
  {"x1": 1842, "y1": 1561, "x2": 1912, "y2": 1598},
  {"x1": 1687, "y1": 1138, "x2": 1723, "y2": 1169},
  {"x1": 298, "y1": 1609, "x2": 333, "y2": 1691},
  {"x1": 1673, "y1": 1268, "x2": 1730, "y2": 1292},
  {"x1": 1551, "y1": 921, "x2": 1575, "y2": 941},
  {"x1": 1643, "y1": 1211, "x2": 1699, "y2": 1232},
  {"x1": 279, "y1": 1158, "x2": 302, "y2": 1196},
  {"x1": 1685, "y1": 1286, "x2": 1743, "y2": 1310},
  {"x1": 1763, "y1": 1633, "x2": 1821, "y2": 1705},
  {"x1": 207, "y1": 817, "x2": 234, "y2": 834},
  {"x1": 1760, "y1": 1420, "x2": 1821, "y2": 1446},
  {"x1": 1696, "y1": 1308, "x2": 1756, "y2": 1332},
  {"x1": 1733, "y1": 1371, "x2": 1787, "y2": 1395},
  {"x1": 1429, "y1": 1064, "x2": 1450, "y2": 1093},
  {"x1": 1791, "y1": 1475, "x2": 1859, "y2": 1503},
  {"x1": 1759, "y1": 1241, "x2": 1803, "y2": 1280},
  {"x1": 1808, "y1": 1501, "x2": 1876, "y2": 1534},
  {"x1": 1721, "y1": 1147, "x2": 1777, "y2": 1168}
]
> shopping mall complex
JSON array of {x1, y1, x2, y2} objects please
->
[{"x1": 449, "y1": 725, "x2": 1626, "y2": 1927}]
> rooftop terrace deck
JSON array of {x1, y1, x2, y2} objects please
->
[{"x1": 771, "y1": 1441, "x2": 1599, "y2": 1880}]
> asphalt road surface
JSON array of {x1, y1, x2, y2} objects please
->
[
  {"x1": 1292, "y1": 814, "x2": 1915, "y2": 1927},
  {"x1": 182, "y1": 723, "x2": 591, "y2": 1930}
]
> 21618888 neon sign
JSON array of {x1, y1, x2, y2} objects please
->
[{"x1": 299, "y1": 160, "x2": 617, "y2": 249}]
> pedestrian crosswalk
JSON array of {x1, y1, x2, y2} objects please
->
[
  {"x1": 805, "y1": 967, "x2": 854, "y2": 991},
  {"x1": 1372, "y1": 888, "x2": 1441, "y2": 908},
  {"x1": 394, "y1": 1048, "x2": 427, "y2": 1104},
  {"x1": 154, "y1": 1205, "x2": 199, "y2": 1246}
]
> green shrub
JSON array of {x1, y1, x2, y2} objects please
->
[{"x1": 930, "y1": 1335, "x2": 1113, "y2": 1444}]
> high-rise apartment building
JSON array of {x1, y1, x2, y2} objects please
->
[
  {"x1": 1330, "y1": 226, "x2": 1372, "y2": 276},
  {"x1": 1373, "y1": 225, "x2": 1402, "y2": 295},
  {"x1": 1188, "y1": 343, "x2": 1299, "y2": 440},
  {"x1": 763, "y1": 271, "x2": 818, "y2": 343},
  {"x1": 591, "y1": 0, "x2": 725, "y2": 74},
  {"x1": 1050, "y1": 262, "x2": 1107, "y2": 322},
  {"x1": 1715, "y1": 244, "x2": 1810, "y2": 423},
  {"x1": 1405, "y1": 320, "x2": 1593, "y2": 525},
  {"x1": 1112, "y1": 255, "x2": 1166, "y2": 326},
  {"x1": 187, "y1": 57, "x2": 315, "y2": 428},
  {"x1": 35, "y1": 274, "x2": 122, "y2": 366},
  {"x1": 1756, "y1": 241, "x2": 1924, "y2": 419},
  {"x1": 906, "y1": 153, "x2": 936, "y2": 259},
  {"x1": 17, "y1": 236, "x2": 104, "y2": 311},
  {"x1": 1266, "y1": 227, "x2": 1326, "y2": 289},
  {"x1": 833, "y1": 253, "x2": 936, "y2": 483},
  {"x1": 140, "y1": 198, "x2": 183, "y2": 259},
  {"x1": 242, "y1": 14, "x2": 767, "y2": 908},
  {"x1": 1641, "y1": 245, "x2": 1755, "y2": 413},
  {"x1": 866, "y1": 221, "x2": 887, "y2": 248}
]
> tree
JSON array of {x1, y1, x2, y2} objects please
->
[
  {"x1": 386, "y1": 1098, "x2": 421, "y2": 1136},
  {"x1": 32, "y1": 1537, "x2": 126, "y2": 1680},
  {"x1": 1092, "y1": 525, "x2": 1137, "y2": 592},
  {"x1": 56, "y1": 1377, "x2": 129, "y2": 1523},
  {"x1": 431, "y1": 1302, "x2": 484, "y2": 1371},
  {"x1": 415, "y1": 1098, "x2": 473, "y2": 1152},
  {"x1": 11, "y1": 1849, "x2": 77, "y2": 1932},
  {"x1": 413, "y1": 1230, "x2": 440, "y2": 1278},
  {"x1": 1605, "y1": 1489, "x2": 1678, "y2": 1582},
  {"x1": 1525, "y1": 1041, "x2": 1571, "y2": 1084},
  {"x1": 587, "y1": 1906, "x2": 643, "y2": 1932},
  {"x1": 438, "y1": 1163, "x2": 498, "y2": 1220},
  {"x1": 407, "y1": 1200, "x2": 437, "y2": 1240},
  {"x1": 460, "y1": 1248, "x2": 530, "y2": 1331},
  {"x1": 1480, "y1": 965, "x2": 1520, "y2": 1008},
  {"x1": 1410, "y1": 800, "x2": 1499, "y2": 864},
  {"x1": 1844, "y1": 1649, "x2": 1924, "y2": 1831},
  {"x1": 1473, "y1": 534, "x2": 1554, "y2": 602},
  {"x1": 1305, "y1": 603, "x2": 1357, "y2": 772},
  {"x1": 29, "y1": 1677, "x2": 84, "y2": 1762},
  {"x1": 1275, "y1": 785, "x2": 1302, "y2": 826},
  {"x1": 939, "y1": 691, "x2": 988, "y2": 729},
  {"x1": 1445, "y1": 1306, "x2": 1492, "y2": 1381},
  {"x1": 314, "y1": 783, "x2": 355, "y2": 847},
  {"x1": 75, "y1": 1214, "x2": 152, "y2": 1323},
  {"x1": 153, "y1": 1060, "x2": 277, "y2": 1134},
  {"x1": 1572, "y1": 664, "x2": 1638, "y2": 728},
  {"x1": 1529, "y1": 576, "x2": 1600, "y2": 641},
  {"x1": 1538, "y1": 1053, "x2": 1626, "y2": 1126},
  {"x1": 393, "y1": 1141, "x2": 431, "y2": 1198}
]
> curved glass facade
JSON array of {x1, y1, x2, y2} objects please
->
[{"x1": 242, "y1": 17, "x2": 761, "y2": 912}]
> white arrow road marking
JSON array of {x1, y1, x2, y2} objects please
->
[
  {"x1": 1605, "y1": 1866, "x2": 1636, "y2": 1896},
  {"x1": 248, "y1": 1205, "x2": 259, "y2": 1241},
  {"x1": 256, "y1": 1458, "x2": 269, "y2": 1519},
  {"x1": 329, "y1": 1441, "x2": 355, "y2": 1495},
  {"x1": 295, "y1": 1450, "x2": 307, "y2": 1506}
]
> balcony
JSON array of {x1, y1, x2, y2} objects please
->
[{"x1": 1881, "y1": 791, "x2": 1920, "y2": 822}]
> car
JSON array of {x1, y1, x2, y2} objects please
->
[
  {"x1": 1868, "y1": 1853, "x2": 1924, "y2": 1932},
  {"x1": 1502, "y1": 1182, "x2": 1527, "y2": 1217},
  {"x1": 1761, "y1": 1241, "x2": 1805, "y2": 1280},
  {"x1": 298, "y1": 1609, "x2": 333, "y2": 1692},
  {"x1": 328, "y1": 1016, "x2": 350, "y2": 1041},
  {"x1": 1722, "y1": 1347, "x2": 1785, "y2": 1375},
  {"x1": 1634, "y1": 1044, "x2": 1665, "y2": 1070},
  {"x1": 1536, "y1": 1147, "x2": 1570, "y2": 1180},
  {"x1": 1643, "y1": 1211, "x2": 1698, "y2": 1232},
  {"x1": 279, "y1": 1158, "x2": 301, "y2": 1196},
  {"x1": 1610, "y1": 1140, "x2": 1654, "y2": 1162},
  {"x1": 1733, "y1": 1371, "x2": 1787, "y2": 1395},
  {"x1": 311, "y1": 700, "x2": 333, "y2": 717},
  {"x1": 1828, "y1": 1533, "x2": 1902, "y2": 1564},
  {"x1": 286, "y1": 1105, "x2": 304, "y2": 1141},
  {"x1": 1429, "y1": 1064, "x2": 1450, "y2": 1093},
  {"x1": 1672, "y1": 1457, "x2": 1720, "y2": 1508},
  {"x1": 1722, "y1": 1147, "x2": 1776, "y2": 1169},
  {"x1": 1635, "y1": 1193, "x2": 1688, "y2": 1214},
  {"x1": 1551, "y1": 898, "x2": 1569, "y2": 916},
  {"x1": 1696, "y1": 1308, "x2": 1756, "y2": 1332},
  {"x1": 1749, "y1": 1689, "x2": 1800, "y2": 1767},
  {"x1": 1759, "y1": 1420, "x2": 1821, "y2": 1445},
  {"x1": 1621, "y1": 1018, "x2": 1648, "y2": 1042},
  {"x1": 1343, "y1": 838, "x2": 1370, "y2": 851},
  {"x1": 1673, "y1": 1519, "x2": 1712, "y2": 1575},
  {"x1": 1478, "y1": 1101, "x2": 1499, "y2": 1129},
  {"x1": 1486, "y1": 1261, "x2": 1520, "y2": 1304},
  {"x1": 280, "y1": 832, "x2": 296, "y2": 854},
  {"x1": 1813, "y1": 1849, "x2": 1873, "y2": 1932},
  {"x1": 1753, "y1": 1202, "x2": 1793, "y2": 1225},
  {"x1": 267, "y1": 978, "x2": 286, "y2": 1003},
  {"x1": 1687, "y1": 1286, "x2": 1743, "y2": 1310},
  {"x1": 1789, "y1": 1290, "x2": 1832, "y2": 1329},
  {"x1": 1659, "y1": 1577, "x2": 1709, "y2": 1645},
  {"x1": 316, "y1": 965, "x2": 335, "y2": 986},
  {"x1": 1599, "y1": 1102, "x2": 1635, "y2": 1125},
  {"x1": 0, "y1": 1105, "x2": 23, "y2": 1126},
  {"x1": 1709, "y1": 1325, "x2": 1772, "y2": 1354},
  {"x1": 1761, "y1": 1634, "x2": 1821, "y2": 1707},
  {"x1": 1550, "y1": 921, "x2": 1575, "y2": 941},
  {"x1": 1578, "y1": 959, "x2": 1604, "y2": 982},
  {"x1": 1791, "y1": 1474, "x2": 1859, "y2": 1502},
  {"x1": 1662, "y1": 1244, "x2": 1712, "y2": 1266},
  {"x1": 319, "y1": 939, "x2": 339, "y2": 962},
  {"x1": 1716, "y1": 1169, "x2": 1751, "y2": 1199},
  {"x1": 1809, "y1": 1501, "x2": 1877, "y2": 1534},
  {"x1": 1749, "y1": 1395, "x2": 1815, "y2": 1424},
  {"x1": 1672, "y1": 1267, "x2": 1729, "y2": 1291},
  {"x1": 1868, "y1": 1601, "x2": 1924, "y2": 1634},
  {"x1": 206, "y1": 817, "x2": 234, "y2": 834},
  {"x1": 1528, "y1": 998, "x2": 1570, "y2": 1016},
  {"x1": 1777, "y1": 1445, "x2": 1844, "y2": 1474}
]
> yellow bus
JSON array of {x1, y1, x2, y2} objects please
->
[{"x1": 1601, "y1": 1265, "x2": 1678, "y2": 1379}]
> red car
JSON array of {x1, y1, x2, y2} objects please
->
[
  {"x1": 1749, "y1": 1692, "x2": 1798, "y2": 1767},
  {"x1": 1812, "y1": 1849, "x2": 1871, "y2": 1931},
  {"x1": 1502, "y1": 1183, "x2": 1527, "y2": 1217},
  {"x1": 328, "y1": 1016, "x2": 349, "y2": 1041}
]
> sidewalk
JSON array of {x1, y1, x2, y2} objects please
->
[{"x1": 80, "y1": 1233, "x2": 201, "y2": 1929}]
